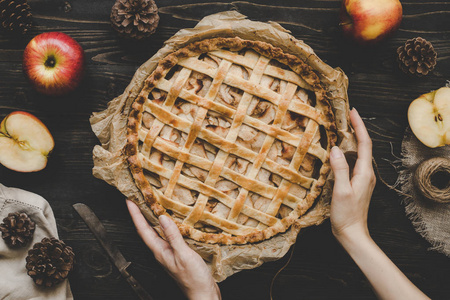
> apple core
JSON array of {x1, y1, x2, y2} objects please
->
[{"x1": 44, "y1": 55, "x2": 57, "y2": 69}]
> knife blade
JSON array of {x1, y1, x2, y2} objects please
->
[{"x1": 73, "y1": 203, "x2": 153, "y2": 300}]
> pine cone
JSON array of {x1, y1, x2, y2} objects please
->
[
  {"x1": 0, "y1": 0, "x2": 32, "y2": 34},
  {"x1": 397, "y1": 37, "x2": 437, "y2": 76},
  {"x1": 110, "y1": 0, "x2": 159, "y2": 40},
  {"x1": 0, "y1": 212, "x2": 35, "y2": 247},
  {"x1": 26, "y1": 237, "x2": 75, "y2": 287}
]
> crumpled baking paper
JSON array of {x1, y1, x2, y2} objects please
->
[{"x1": 90, "y1": 11, "x2": 356, "y2": 282}]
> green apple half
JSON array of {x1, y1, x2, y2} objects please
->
[
  {"x1": 408, "y1": 87, "x2": 450, "y2": 148},
  {"x1": 0, "y1": 111, "x2": 54, "y2": 172}
]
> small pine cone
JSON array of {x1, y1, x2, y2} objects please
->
[
  {"x1": 26, "y1": 237, "x2": 75, "y2": 287},
  {"x1": 0, "y1": 0, "x2": 32, "y2": 34},
  {"x1": 110, "y1": 0, "x2": 159, "y2": 40},
  {"x1": 397, "y1": 37, "x2": 437, "y2": 76},
  {"x1": 0, "y1": 212, "x2": 35, "y2": 247}
]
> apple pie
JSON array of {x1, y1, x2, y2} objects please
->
[{"x1": 126, "y1": 37, "x2": 337, "y2": 244}]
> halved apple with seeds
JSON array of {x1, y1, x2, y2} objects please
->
[
  {"x1": 0, "y1": 111, "x2": 54, "y2": 172},
  {"x1": 408, "y1": 87, "x2": 450, "y2": 148}
]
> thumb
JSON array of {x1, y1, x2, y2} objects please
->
[
  {"x1": 330, "y1": 146, "x2": 351, "y2": 190},
  {"x1": 159, "y1": 215, "x2": 188, "y2": 252}
]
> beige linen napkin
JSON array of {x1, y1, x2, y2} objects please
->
[{"x1": 0, "y1": 183, "x2": 73, "y2": 300}]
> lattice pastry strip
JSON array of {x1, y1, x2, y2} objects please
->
[
  {"x1": 138, "y1": 154, "x2": 279, "y2": 226},
  {"x1": 227, "y1": 82, "x2": 298, "y2": 222},
  {"x1": 258, "y1": 119, "x2": 319, "y2": 229},
  {"x1": 140, "y1": 67, "x2": 193, "y2": 158},
  {"x1": 163, "y1": 60, "x2": 233, "y2": 201},
  {"x1": 137, "y1": 143, "x2": 305, "y2": 209},
  {"x1": 141, "y1": 58, "x2": 317, "y2": 228},
  {"x1": 152, "y1": 78, "x2": 329, "y2": 160},
  {"x1": 208, "y1": 50, "x2": 312, "y2": 91},
  {"x1": 126, "y1": 37, "x2": 337, "y2": 244},
  {"x1": 140, "y1": 100, "x2": 317, "y2": 189},
  {"x1": 184, "y1": 53, "x2": 269, "y2": 226}
]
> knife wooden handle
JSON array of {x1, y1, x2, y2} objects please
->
[{"x1": 122, "y1": 268, "x2": 154, "y2": 300}]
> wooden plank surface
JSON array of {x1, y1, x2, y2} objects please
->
[{"x1": 1, "y1": 0, "x2": 449, "y2": 299}]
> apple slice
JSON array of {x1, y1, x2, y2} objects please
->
[
  {"x1": 0, "y1": 112, "x2": 54, "y2": 172},
  {"x1": 408, "y1": 87, "x2": 450, "y2": 148}
]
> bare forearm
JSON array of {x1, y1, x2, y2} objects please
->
[
  {"x1": 338, "y1": 229, "x2": 429, "y2": 300},
  {"x1": 185, "y1": 283, "x2": 221, "y2": 300}
]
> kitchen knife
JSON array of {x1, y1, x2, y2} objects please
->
[{"x1": 73, "y1": 203, "x2": 153, "y2": 300}]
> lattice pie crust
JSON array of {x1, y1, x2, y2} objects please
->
[{"x1": 126, "y1": 37, "x2": 337, "y2": 244}]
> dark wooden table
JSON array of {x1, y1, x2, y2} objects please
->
[{"x1": 1, "y1": 0, "x2": 449, "y2": 299}]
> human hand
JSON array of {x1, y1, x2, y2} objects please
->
[
  {"x1": 329, "y1": 108, "x2": 376, "y2": 244},
  {"x1": 328, "y1": 111, "x2": 430, "y2": 299},
  {"x1": 126, "y1": 200, "x2": 221, "y2": 300}
]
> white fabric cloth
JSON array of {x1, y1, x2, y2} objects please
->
[{"x1": 0, "y1": 183, "x2": 73, "y2": 300}]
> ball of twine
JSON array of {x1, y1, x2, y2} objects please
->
[{"x1": 414, "y1": 157, "x2": 450, "y2": 204}]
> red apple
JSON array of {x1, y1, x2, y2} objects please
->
[
  {"x1": 23, "y1": 32, "x2": 85, "y2": 96},
  {"x1": 340, "y1": 0, "x2": 402, "y2": 45},
  {"x1": 0, "y1": 111, "x2": 54, "y2": 172}
]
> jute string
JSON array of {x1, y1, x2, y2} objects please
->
[
  {"x1": 374, "y1": 155, "x2": 450, "y2": 203},
  {"x1": 372, "y1": 157, "x2": 412, "y2": 198},
  {"x1": 413, "y1": 157, "x2": 450, "y2": 204},
  {"x1": 270, "y1": 244, "x2": 296, "y2": 300}
]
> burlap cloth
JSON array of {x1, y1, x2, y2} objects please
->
[
  {"x1": 90, "y1": 11, "x2": 356, "y2": 281},
  {"x1": 0, "y1": 183, "x2": 73, "y2": 299},
  {"x1": 398, "y1": 128, "x2": 450, "y2": 257}
]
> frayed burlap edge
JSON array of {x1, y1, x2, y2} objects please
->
[{"x1": 397, "y1": 127, "x2": 450, "y2": 257}]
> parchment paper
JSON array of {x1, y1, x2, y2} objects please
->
[{"x1": 90, "y1": 11, "x2": 356, "y2": 282}]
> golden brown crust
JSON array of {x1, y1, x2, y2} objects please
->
[{"x1": 126, "y1": 37, "x2": 337, "y2": 245}]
